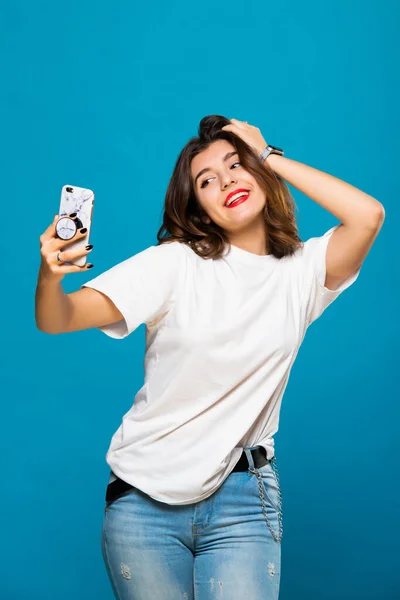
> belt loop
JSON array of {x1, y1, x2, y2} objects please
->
[{"x1": 244, "y1": 447, "x2": 256, "y2": 471}]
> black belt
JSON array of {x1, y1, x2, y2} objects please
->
[{"x1": 105, "y1": 446, "x2": 269, "y2": 505}]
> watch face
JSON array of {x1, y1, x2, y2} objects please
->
[{"x1": 56, "y1": 216, "x2": 77, "y2": 240}]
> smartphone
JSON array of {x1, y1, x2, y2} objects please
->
[{"x1": 58, "y1": 184, "x2": 95, "y2": 267}]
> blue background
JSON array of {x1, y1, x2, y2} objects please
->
[{"x1": 1, "y1": 1, "x2": 398, "y2": 598}]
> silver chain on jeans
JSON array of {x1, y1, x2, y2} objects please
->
[{"x1": 248, "y1": 455, "x2": 283, "y2": 543}]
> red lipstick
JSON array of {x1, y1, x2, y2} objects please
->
[{"x1": 224, "y1": 188, "x2": 250, "y2": 207}]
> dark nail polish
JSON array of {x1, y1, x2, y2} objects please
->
[
  {"x1": 85, "y1": 244, "x2": 93, "y2": 250},
  {"x1": 87, "y1": 264, "x2": 94, "y2": 269},
  {"x1": 80, "y1": 228, "x2": 87, "y2": 234},
  {"x1": 69, "y1": 212, "x2": 77, "y2": 218}
]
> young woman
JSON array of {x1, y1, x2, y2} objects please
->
[{"x1": 35, "y1": 115, "x2": 385, "y2": 600}]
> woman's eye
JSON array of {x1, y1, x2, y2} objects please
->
[{"x1": 200, "y1": 162, "x2": 241, "y2": 189}]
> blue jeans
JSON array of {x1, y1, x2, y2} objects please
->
[{"x1": 101, "y1": 448, "x2": 283, "y2": 599}]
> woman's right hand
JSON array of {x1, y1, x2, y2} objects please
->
[{"x1": 39, "y1": 213, "x2": 94, "y2": 283}]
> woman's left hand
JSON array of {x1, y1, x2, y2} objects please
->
[{"x1": 221, "y1": 118, "x2": 268, "y2": 156}]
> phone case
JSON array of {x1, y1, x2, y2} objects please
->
[{"x1": 58, "y1": 185, "x2": 95, "y2": 267}]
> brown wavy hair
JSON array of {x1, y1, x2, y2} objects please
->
[{"x1": 156, "y1": 114, "x2": 303, "y2": 259}]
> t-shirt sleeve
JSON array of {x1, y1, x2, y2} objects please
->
[
  {"x1": 80, "y1": 241, "x2": 182, "y2": 339},
  {"x1": 298, "y1": 224, "x2": 362, "y2": 326}
]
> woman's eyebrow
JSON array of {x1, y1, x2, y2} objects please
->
[{"x1": 194, "y1": 151, "x2": 238, "y2": 185}]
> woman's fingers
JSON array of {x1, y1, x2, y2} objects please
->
[
  {"x1": 40, "y1": 245, "x2": 94, "y2": 282},
  {"x1": 55, "y1": 262, "x2": 94, "y2": 274},
  {"x1": 40, "y1": 261, "x2": 94, "y2": 283},
  {"x1": 57, "y1": 244, "x2": 93, "y2": 265},
  {"x1": 39, "y1": 214, "x2": 94, "y2": 282},
  {"x1": 39, "y1": 254, "x2": 93, "y2": 283},
  {"x1": 41, "y1": 215, "x2": 88, "y2": 251}
]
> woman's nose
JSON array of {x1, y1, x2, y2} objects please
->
[{"x1": 222, "y1": 177, "x2": 237, "y2": 189}]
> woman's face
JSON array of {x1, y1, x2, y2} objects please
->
[{"x1": 191, "y1": 139, "x2": 267, "y2": 235}]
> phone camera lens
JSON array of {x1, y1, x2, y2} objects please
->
[{"x1": 66, "y1": 186, "x2": 73, "y2": 193}]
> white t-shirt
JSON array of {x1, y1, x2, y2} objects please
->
[{"x1": 81, "y1": 224, "x2": 361, "y2": 505}]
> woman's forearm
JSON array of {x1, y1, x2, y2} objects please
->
[
  {"x1": 35, "y1": 269, "x2": 73, "y2": 334},
  {"x1": 266, "y1": 154, "x2": 385, "y2": 227}
]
